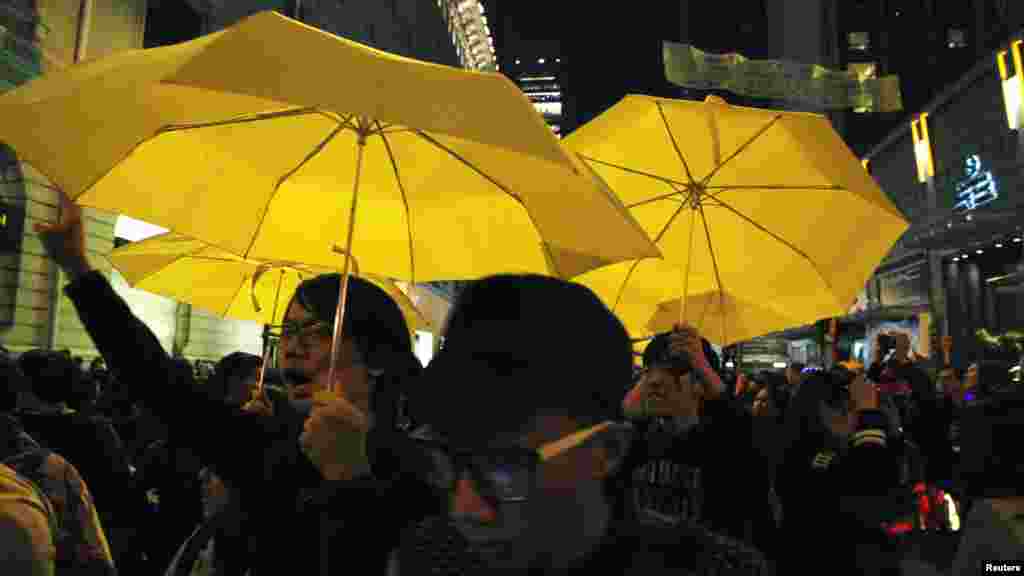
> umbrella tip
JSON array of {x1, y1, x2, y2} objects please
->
[{"x1": 704, "y1": 95, "x2": 728, "y2": 105}]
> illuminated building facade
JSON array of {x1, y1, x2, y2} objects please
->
[
  {"x1": 515, "y1": 58, "x2": 562, "y2": 136},
  {"x1": 861, "y1": 31, "x2": 1024, "y2": 368}
]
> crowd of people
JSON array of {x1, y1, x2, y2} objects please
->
[{"x1": 0, "y1": 197, "x2": 1021, "y2": 575}]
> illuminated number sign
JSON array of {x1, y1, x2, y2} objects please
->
[{"x1": 952, "y1": 155, "x2": 999, "y2": 213}]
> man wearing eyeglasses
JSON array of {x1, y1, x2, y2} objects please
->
[
  {"x1": 393, "y1": 275, "x2": 769, "y2": 575},
  {"x1": 35, "y1": 192, "x2": 437, "y2": 575}
]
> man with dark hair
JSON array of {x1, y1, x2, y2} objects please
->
[
  {"x1": 623, "y1": 328, "x2": 762, "y2": 546},
  {"x1": 14, "y1": 349, "x2": 138, "y2": 571},
  {"x1": 35, "y1": 192, "x2": 437, "y2": 575},
  {"x1": 206, "y1": 351, "x2": 262, "y2": 408},
  {"x1": 395, "y1": 276, "x2": 769, "y2": 574}
]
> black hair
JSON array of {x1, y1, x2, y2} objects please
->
[
  {"x1": 642, "y1": 332, "x2": 720, "y2": 376},
  {"x1": 18, "y1": 349, "x2": 78, "y2": 405},
  {"x1": 207, "y1": 352, "x2": 262, "y2": 402},
  {"x1": 414, "y1": 274, "x2": 631, "y2": 443},
  {"x1": 288, "y1": 274, "x2": 413, "y2": 373},
  {"x1": 0, "y1": 355, "x2": 27, "y2": 413}
]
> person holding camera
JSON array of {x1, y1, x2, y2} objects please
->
[
  {"x1": 868, "y1": 332, "x2": 947, "y2": 490},
  {"x1": 622, "y1": 326, "x2": 764, "y2": 550}
]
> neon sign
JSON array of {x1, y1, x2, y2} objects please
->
[{"x1": 952, "y1": 155, "x2": 999, "y2": 213}]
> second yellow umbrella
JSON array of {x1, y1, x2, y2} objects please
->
[{"x1": 107, "y1": 232, "x2": 429, "y2": 332}]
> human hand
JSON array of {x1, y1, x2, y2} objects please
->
[
  {"x1": 670, "y1": 324, "x2": 708, "y2": 371},
  {"x1": 241, "y1": 394, "x2": 273, "y2": 417},
  {"x1": 299, "y1": 391, "x2": 371, "y2": 481},
  {"x1": 33, "y1": 188, "x2": 92, "y2": 280},
  {"x1": 849, "y1": 371, "x2": 878, "y2": 413},
  {"x1": 735, "y1": 373, "x2": 749, "y2": 397}
]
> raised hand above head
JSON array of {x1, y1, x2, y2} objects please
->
[{"x1": 33, "y1": 188, "x2": 92, "y2": 280}]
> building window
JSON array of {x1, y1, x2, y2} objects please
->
[
  {"x1": 848, "y1": 62, "x2": 877, "y2": 114},
  {"x1": 947, "y1": 29, "x2": 967, "y2": 49},
  {"x1": 848, "y1": 31, "x2": 870, "y2": 52},
  {"x1": 144, "y1": 0, "x2": 205, "y2": 49}
]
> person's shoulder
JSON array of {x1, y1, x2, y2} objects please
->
[
  {"x1": 0, "y1": 464, "x2": 56, "y2": 566},
  {"x1": 592, "y1": 519, "x2": 771, "y2": 575}
]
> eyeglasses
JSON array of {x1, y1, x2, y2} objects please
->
[
  {"x1": 266, "y1": 318, "x2": 332, "y2": 344},
  {"x1": 411, "y1": 421, "x2": 628, "y2": 506}
]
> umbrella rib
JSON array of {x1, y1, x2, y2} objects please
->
[
  {"x1": 411, "y1": 130, "x2": 523, "y2": 204},
  {"x1": 119, "y1": 243, "x2": 207, "y2": 287},
  {"x1": 155, "y1": 107, "x2": 323, "y2": 134},
  {"x1": 696, "y1": 203, "x2": 727, "y2": 346},
  {"x1": 225, "y1": 272, "x2": 250, "y2": 318},
  {"x1": 700, "y1": 114, "x2": 783, "y2": 186},
  {"x1": 411, "y1": 130, "x2": 564, "y2": 276},
  {"x1": 612, "y1": 196, "x2": 690, "y2": 314},
  {"x1": 626, "y1": 188, "x2": 686, "y2": 209},
  {"x1": 244, "y1": 122, "x2": 352, "y2": 259},
  {"x1": 375, "y1": 122, "x2": 417, "y2": 286},
  {"x1": 577, "y1": 155, "x2": 689, "y2": 188},
  {"x1": 709, "y1": 197, "x2": 838, "y2": 298},
  {"x1": 655, "y1": 101, "x2": 698, "y2": 185},
  {"x1": 703, "y1": 184, "x2": 845, "y2": 202},
  {"x1": 653, "y1": 191, "x2": 694, "y2": 245},
  {"x1": 611, "y1": 258, "x2": 645, "y2": 312},
  {"x1": 704, "y1": 184, "x2": 845, "y2": 190}
]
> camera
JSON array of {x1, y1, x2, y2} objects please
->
[
  {"x1": 877, "y1": 333, "x2": 895, "y2": 356},
  {"x1": 826, "y1": 365, "x2": 856, "y2": 410}
]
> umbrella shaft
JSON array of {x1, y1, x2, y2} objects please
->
[{"x1": 328, "y1": 136, "x2": 367, "y2": 395}]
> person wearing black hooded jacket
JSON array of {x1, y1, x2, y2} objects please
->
[{"x1": 36, "y1": 192, "x2": 439, "y2": 575}]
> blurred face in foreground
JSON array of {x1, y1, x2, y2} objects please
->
[{"x1": 438, "y1": 414, "x2": 619, "y2": 571}]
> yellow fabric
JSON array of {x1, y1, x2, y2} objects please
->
[
  {"x1": 108, "y1": 232, "x2": 428, "y2": 331},
  {"x1": 0, "y1": 11, "x2": 659, "y2": 281},
  {"x1": 0, "y1": 464, "x2": 56, "y2": 576},
  {"x1": 568, "y1": 95, "x2": 909, "y2": 344}
]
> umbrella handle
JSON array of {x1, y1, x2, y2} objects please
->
[{"x1": 327, "y1": 133, "x2": 367, "y2": 396}]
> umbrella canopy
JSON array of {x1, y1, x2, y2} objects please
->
[
  {"x1": 568, "y1": 94, "x2": 908, "y2": 344},
  {"x1": 0, "y1": 10, "x2": 658, "y2": 281},
  {"x1": 108, "y1": 232, "x2": 429, "y2": 333},
  {"x1": 580, "y1": 258, "x2": 813, "y2": 346}
]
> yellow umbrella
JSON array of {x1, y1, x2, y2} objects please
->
[
  {"x1": 581, "y1": 258, "x2": 814, "y2": 346},
  {"x1": 569, "y1": 94, "x2": 908, "y2": 345},
  {"x1": 0, "y1": 11, "x2": 659, "y2": 388},
  {"x1": 108, "y1": 232, "x2": 430, "y2": 392},
  {"x1": 107, "y1": 232, "x2": 429, "y2": 332}
]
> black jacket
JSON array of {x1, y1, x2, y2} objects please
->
[
  {"x1": 868, "y1": 359, "x2": 948, "y2": 482},
  {"x1": 621, "y1": 397, "x2": 758, "y2": 542},
  {"x1": 65, "y1": 271, "x2": 437, "y2": 575}
]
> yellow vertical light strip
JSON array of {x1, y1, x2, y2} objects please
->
[
  {"x1": 1000, "y1": 40, "x2": 1024, "y2": 130},
  {"x1": 911, "y1": 115, "x2": 933, "y2": 183},
  {"x1": 1012, "y1": 40, "x2": 1023, "y2": 77},
  {"x1": 920, "y1": 113, "x2": 934, "y2": 179},
  {"x1": 861, "y1": 158, "x2": 870, "y2": 172}
]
